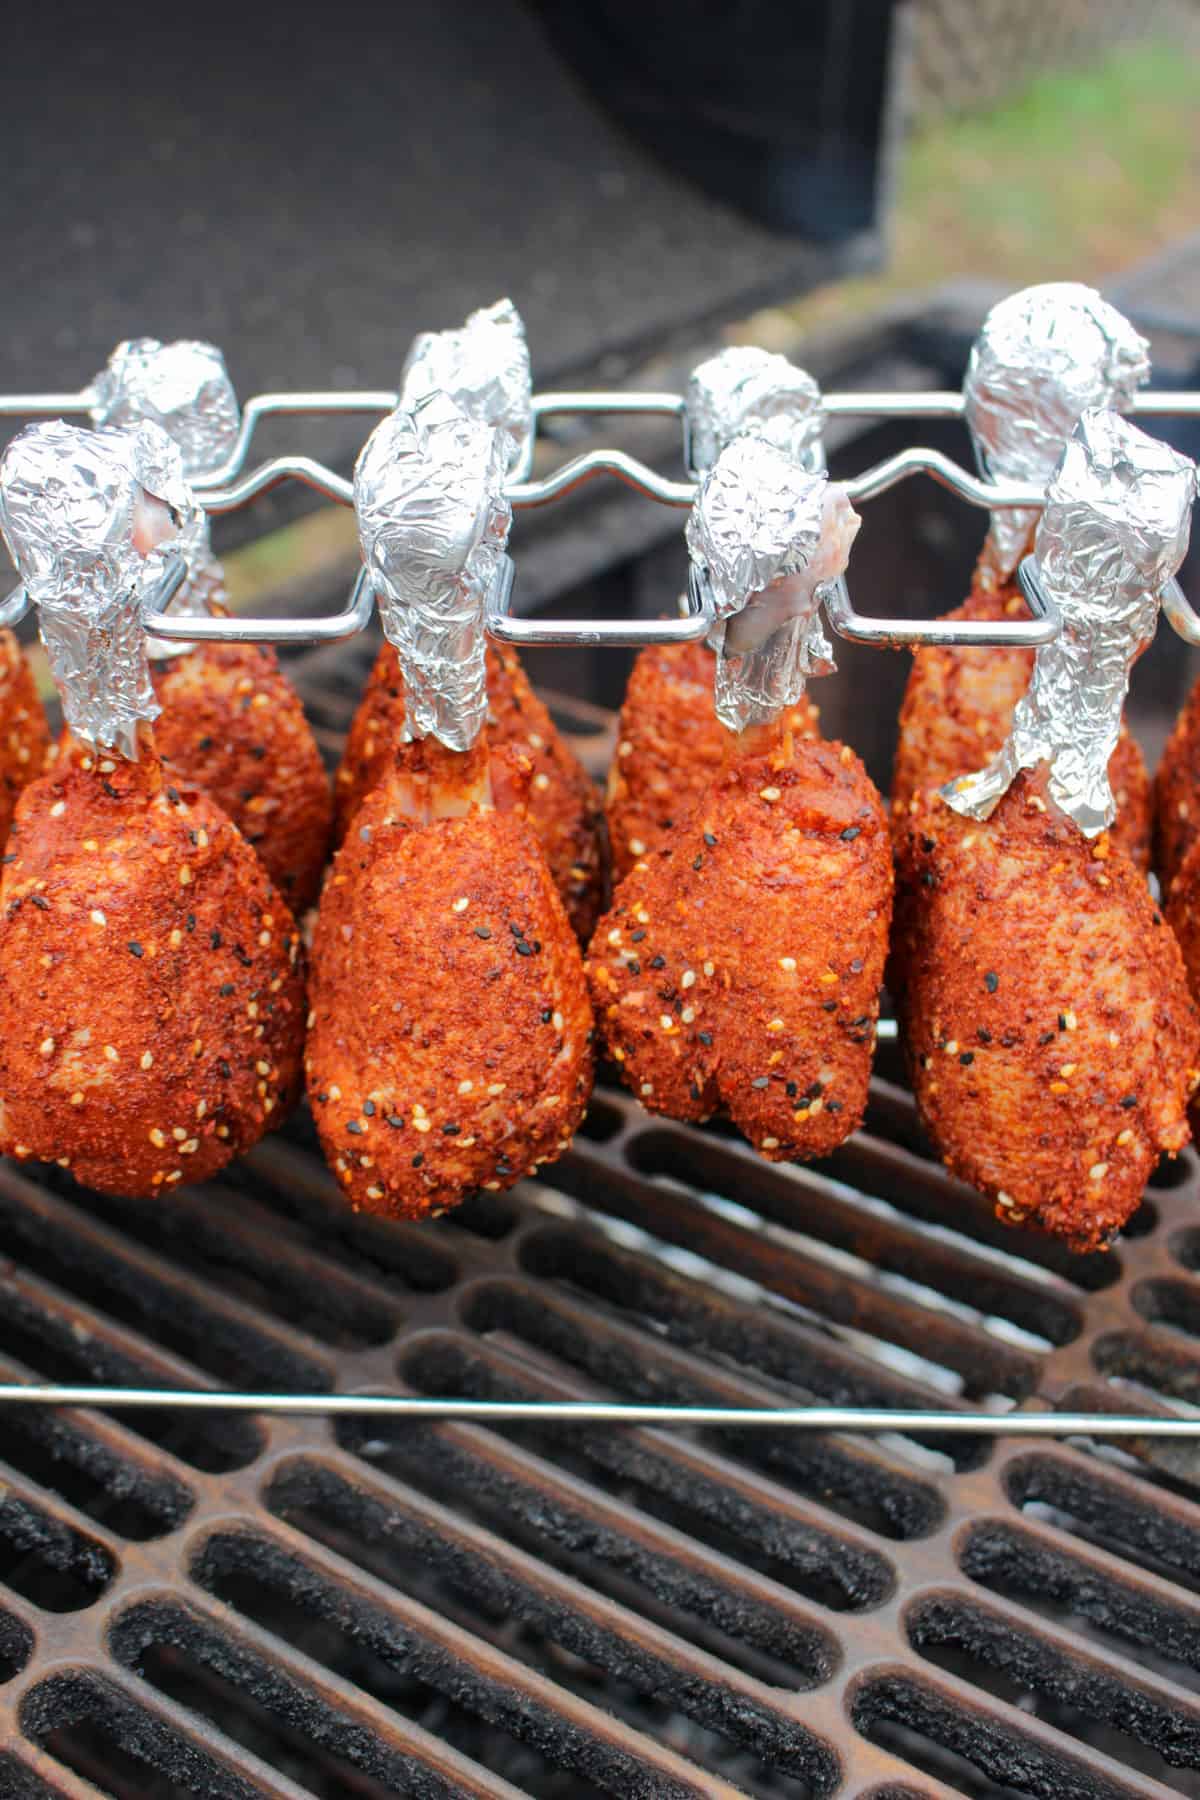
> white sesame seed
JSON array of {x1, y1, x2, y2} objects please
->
[
  {"x1": 608, "y1": 928, "x2": 622, "y2": 946},
  {"x1": 629, "y1": 838, "x2": 646, "y2": 856},
  {"x1": 179, "y1": 866, "x2": 192, "y2": 886},
  {"x1": 452, "y1": 896, "x2": 470, "y2": 913},
  {"x1": 196, "y1": 1100, "x2": 207, "y2": 1119},
  {"x1": 660, "y1": 1014, "x2": 674, "y2": 1030},
  {"x1": 681, "y1": 1006, "x2": 695, "y2": 1023},
  {"x1": 618, "y1": 740, "x2": 633, "y2": 758},
  {"x1": 1089, "y1": 1163, "x2": 1108, "y2": 1181},
  {"x1": 703, "y1": 960, "x2": 715, "y2": 977},
  {"x1": 366, "y1": 1186, "x2": 383, "y2": 1200},
  {"x1": 306, "y1": 1010, "x2": 316, "y2": 1029},
  {"x1": 169, "y1": 929, "x2": 183, "y2": 948},
  {"x1": 943, "y1": 1040, "x2": 958, "y2": 1056},
  {"x1": 766, "y1": 1018, "x2": 784, "y2": 1033},
  {"x1": 255, "y1": 1060, "x2": 270, "y2": 1077},
  {"x1": 70, "y1": 1091, "x2": 84, "y2": 1106},
  {"x1": 779, "y1": 957, "x2": 796, "y2": 971},
  {"x1": 759, "y1": 786, "x2": 781, "y2": 803},
  {"x1": 38, "y1": 1037, "x2": 54, "y2": 1056},
  {"x1": 533, "y1": 773, "x2": 550, "y2": 791},
  {"x1": 149, "y1": 1129, "x2": 166, "y2": 1148},
  {"x1": 681, "y1": 970, "x2": 696, "y2": 989},
  {"x1": 49, "y1": 800, "x2": 65, "y2": 817},
  {"x1": 552, "y1": 1011, "x2": 564, "y2": 1031},
  {"x1": 458, "y1": 1078, "x2": 474, "y2": 1095},
  {"x1": 1062, "y1": 1010, "x2": 1078, "y2": 1031},
  {"x1": 140, "y1": 1051, "x2": 153, "y2": 1071},
  {"x1": 761, "y1": 1137, "x2": 779, "y2": 1149},
  {"x1": 258, "y1": 930, "x2": 271, "y2": 947},
  {"x1": 98, "y1": 759, "x2": 115, "y2": 773},
  {"x1": 640, "y1": 1082, "x2": 654, "y2": 1096},
  {"x1": 487, "y1": 1081, "x2": 507, "y2": 1096},
  {"x1": 104, "y1": 1044, "x2": 118, "y2": 1063}
]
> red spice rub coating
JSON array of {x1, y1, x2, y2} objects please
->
[
  {"x1": 0, "y1": 629, "x2": 50, "y2": 847},
  {"x1": 152, "y1": 641, "x2": 333, "y2": 912},
  {"x1": 307, "y1": 763, "x2": 594, "y2": 1220},
  {"x1": 605, "y1": 637, "x2": 820, "y2": 881},
  {"x1": 588, "y1": 737, "x2": 892, "y2": 1159},
  {"x1": 894, "y1": 772, "x2": 1199, "y2": 1251},
  {"x1": 1154, "y1": 674, "x2": 1200, "y2": 890},
  {"x1": 891, "y1": 577, "x2": 1151, "y2": 871},
  {"x1": 0, "y1": 739, "x2": 306, "y2": 1197},
  {"x1": 334, "y1": 641, "x2": 605, "y2": 939}
]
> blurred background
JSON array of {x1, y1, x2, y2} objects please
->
[{"x1": 5, "y1": 0, "x2": 1200, "y2": 787}]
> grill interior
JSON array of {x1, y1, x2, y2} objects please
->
[{"x1": 4, "y1": 642, "x2": 1200, "y2": 1799}]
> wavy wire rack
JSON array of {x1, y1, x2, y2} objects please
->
[{"x1": 2, "y1": 375, "x2": 1200, "y2": 1433}]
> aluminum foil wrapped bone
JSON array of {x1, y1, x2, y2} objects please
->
[
  {"x1": 354, "y1": 390, "x2": 512, "y2": 752},
  {"x1": 0, "y1": 420, "x2": 194, "y2": 760},
  {"x1": 945, "y1": 407, "x2": 1196, "y2": 835},
  {"x1": 90, "y1": 338, "x2": 239, "y2": 651},
  {"x1": 685, "y1": 346, "x2": 826, "y2": 477},
  {"x1": 965, "y1": 283, "x2": 1150, "y2": 579},
  {"x1": 685, "y1": 435, "x2": 859, "y2": 733},
  {"x1": 400, "y1": 299, "x2": 531, "y2": 474}
]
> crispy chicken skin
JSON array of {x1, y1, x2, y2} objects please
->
[
  {"x1": 1154, "y1": 675, "x2": 1200, "y2": 890},
  {"x1": 307, "y1": 740, "x2": 594, "y2": 1219},
  {"x1": 892, "y1": 579, "x2": 1152, "y2": 871},
  {"x1": 894, "y1": 772, "x2": 1199, "y2": 1250},
  {"x1": 589, "y1": 735, "x2": 891, "y2": 1158},
  {"x1": 334, "y1": 640, "x2": 605, "y2": 939},
  {"x1": 605, "y1": 637, "x2": 820, "y2": 880},
  {"x1": 0, "y1": 736, "x2": 306, "y2": 1196},
  {"x1": 151, "y1": 641, "x2": 333, "y2": 912},
  {"x1": 0, "y1": 629, "x2": 50, "y2": 846}
]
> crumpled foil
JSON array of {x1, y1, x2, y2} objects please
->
[
  {"x1": 965, "y1": 282, "x2": 1150, "y2": 577},
  {"x1": 0, "y1": 420, "x2": 195, "y2": 759},
  {"x1": 91, "y1": 338, "x2": 238, "y2": 649},
  {"x1": 354, "y1": 390, "x2": 512, "y2": 751},
  {"x1": 685, "y1": 435, "x2": 859, "y2": 732},
  {"x1": 945, "y1": 407, "x2": 1196, "y2": 834},
  {"x1": 400, "y1": 299, "x2": 531, "y2": 474},
  {"x1": 685, "y1": 345, "x2": 826, "y2": 476}
]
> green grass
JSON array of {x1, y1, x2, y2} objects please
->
[{"x1": 767, "y1": 37, "x2": 1200, "y2": 343}]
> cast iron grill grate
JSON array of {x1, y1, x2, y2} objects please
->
[{"x1": 3, "y1": 668, "x2": 1200, "y2": 1798}]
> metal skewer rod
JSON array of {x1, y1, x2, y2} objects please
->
[{"x1": 0, "y1": 1385, "x2": 1191, "y2": 1435}]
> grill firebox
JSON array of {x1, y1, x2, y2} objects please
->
[{"x1": 4, "y1": 643, "x2": 1200, "y2": 1800}]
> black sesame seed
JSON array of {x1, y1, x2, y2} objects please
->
[
  {"x1": 442, "y1": 1123, "x2": 460, "y2": 1135},
  {"x1": 386, "y1": 1115, "x2": 405, "y2": 1129},
  {"x1": 185, "y1": 913, "x2": 195, "y2": 932},
  {"x1": 30, "y1": 894, "x2": 49, "y2": 910},
  {"x1": 316, "y1": 1093, "x2": 328, "y2": 1104},
  {"x1": 219, "y1": 983, "x2": 234, "y2": 996},
  {"x1": 689, "y1": 1082, "x2": 702, "y2": 1100},
  {"x1": 515, "y1": 941, "x2": 534, "y2": 957},
  {"x1": 628, "y1": 960, "x2": 640, "y2": 975},
  {"x1": 752, "y1": 1076, "x2": 769, "y2": 1089},
  {"x1": 541, "y1": 1009, "x2": 552, "y2": 1023},
  {"x1": 631, "y1": 929, "x2": 646, "y2": 942},
  {"x1": 188, "y1": 829, "x2": 198, "y2": 846},
  {"x1": 127, "y1": 941, "x2": 143, "y2": 958},
  {"x1": 346, "y1": 1120, "x2": 365, "y2": 1135},
  {"x1": 823, "y1": 999, "x2": 837, "y2": 1012},
  {"x1": 234, "y1": 946, "x2": 252, "y2": 966},
  {"x1": 102, "y1": 781, "x2": 119, "y2": 799},
  {"x1": 197, "y1": 737, "x2": 213, "y2": 752},
  {"x1": 959, "y1": 1051, "x2": 974, "y2": 1066},
  {"x1": 1119, "y1": 1094, "x2": 1137, "y2": 1109},
  {"x1": 921, "y1": 871, "x2": 936, "y2": 889},
  {"x1": 650, "y1": 955, "x2": 665, "y2": 969},
  {"x1": 985, "y1": 971, "x2": 999, "y2": 993},
  {"x1": 698, "y1": 1030, "x2": 713, "y2": 1046},
  {"x1": 807, "y1": 1081, "x2": 823, "y2": 1100},
  {"x1": 827, "y1": 1099, "x2": 843, "y2": 1114},
  {"x1": 166, "y1": 786, "x2": 181, "y2": 805},
  {"x1": 474, "y1": 925, "x2": 492, "y2": 939},
  {"x1": 363, "y1": 1100, "x2": 376, "y2": 1116},
  {"x1": 704, "y1": 833, "x2": 717, "y2": 847},
  {"x1": 411, "y1": 1153, "x2": 425, "y2": 1169},
  {"x1": 510, "y1": 922, "x2": 525, "y2": 937},
  {"x1": 1038, "y1": 1030, "x2": 1055, "y2": 1046},
  {"x1": 1058, "y1": 1014, "x2": 1068, "y2": 1031},
  {"x1": 977, "y1": 1027, "x2": 992, "y2": 1044},
  {"x1": 850, "y1": 958, "x2": 863, "y2": 973},
  {"x1": 786, "y1": 1081, "x2": 798, "y2": 1097},
  {"x1": 921, "y1": 836, "x2": 935, "y2": 853},
  {"x1": 692, "y1": 854, "x2": 703, "y2": 871},
  {"x1": 210, "y1": 930, "x2": 222, "y2": 949},
  {"x1": 1, "y1": 854, "x2": 15, "y2": 864},
  {"x1": 840, "y1": 826, "x2": 860, "y2": 842},
  {"x1": 250, "y1": 745, "x2": 266, "y2": 760},
  {"x1": 218, "y1": 1060, "x2": 232, "y2": 1079},
  {"x1": 1153, "y1": 912, "x2": 1163, "y2": 926}
]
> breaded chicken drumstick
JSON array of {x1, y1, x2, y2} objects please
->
[
  {"x1": 892, "y1": 285, "x2": 1154, "y2": 868},
  {"x1": 91, "y1": 338, "x2": 333, "y2": 910},
  {"x1": 895, "y1": 410, "x2": 1200, "y2": 1250},
  {"x1": 607, "y1": 347, "x2": 827, "y2": 878},
  {"x1": 589, "y1": 434, "x2": 892, "y2": 1161},
  {"x1": 0, "y1": 421, "x2": 306, "y2": 1196},
  {"x1": 307, "y1": 391, "x2": 593, "y2": 1219}
]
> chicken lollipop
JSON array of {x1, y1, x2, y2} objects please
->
[
  {"x1": 589, "y1": 435, "x2": 892, "y2": 1161},
  {"x1": 606, "y1": 346, "x2": 825, "y2": 879},
  {"x1": 891, "y1": 284, "x2": 1153, "y2": 868},
  {"x1": 895, "y1": 410, "x2": 1199, "y2": 1250},
  {"x1": 91, "y1": 338, "x2": 333, "y2": 910},
  {"x1": 0, "y1": 625, "x2": 49, "y2": 847},
  {"x1": 0, "y1": 421, "x2": 306, "y2": 1197},
  {"x1": 307, "y1": 390, "x2": 593, "y2": 1220},
  {"x1": 334, "y1": 301, "x2": 605, "y2": 938}
]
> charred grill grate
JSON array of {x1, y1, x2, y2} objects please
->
[{"x1": 3, "y1": 657, "x2": 1200, "y2": 1799}]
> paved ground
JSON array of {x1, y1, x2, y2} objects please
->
[{"x1": 1, "y1": 0, "x2": 872, "y2": 465}]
